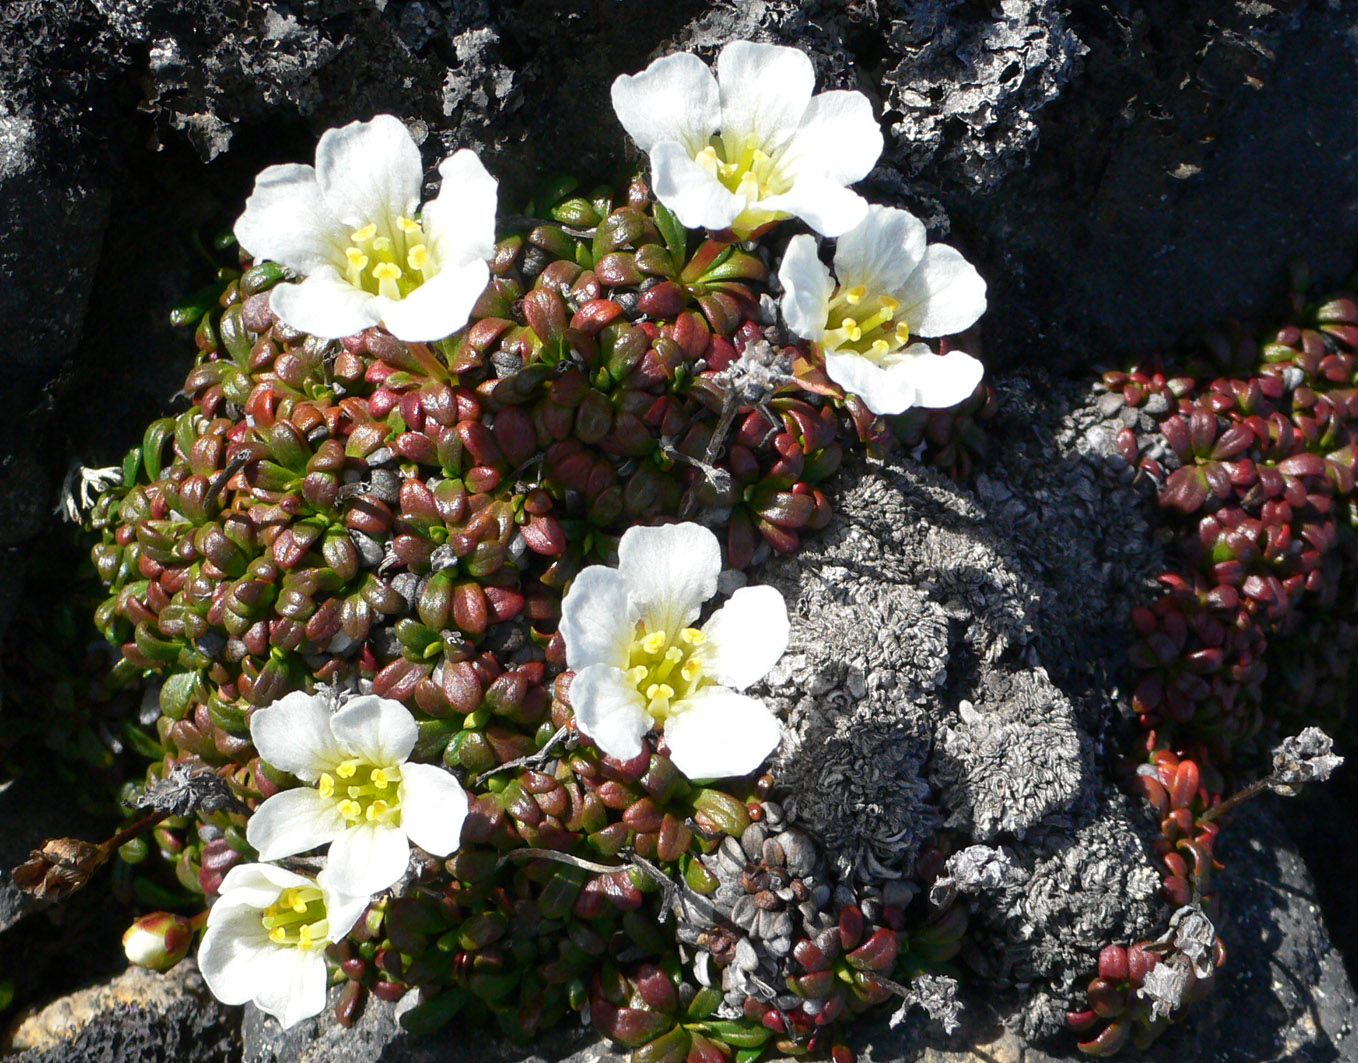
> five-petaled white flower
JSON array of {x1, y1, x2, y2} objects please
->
[
  {"x1": 198, "y1": 863, "x2": 368, "y2": 1029},
  {"x1": 559, "y1": 523, "x2": 789, "y2": 780},
  {"x1": 247, "y1": 691, "x2": 469, "y2": 897},
  {"x1": 611, "y1": 41, "x2": 882, "y2": 239},
  {"x1": 778, "y1": 204, "x2": 987, "y2": 416},
  {"x1": 234, "y1": 114, "x2": 498, "y2": 342}
]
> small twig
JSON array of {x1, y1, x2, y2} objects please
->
[
  {"x1": 496, "y1": 848, "x2": 626, "y2": 875},
  {"x1": 1198, "y1": 778, "x2": 1272, "y2": 823},
  {"x1": 480, "y1": 725, "x2": 573, "y2": 778},
  {"x1": 499, "y1": 213, "x2": 598, "y2": 240},
  {"x1": 206, "y1": 451, "x2": 251, "y2": 507}
]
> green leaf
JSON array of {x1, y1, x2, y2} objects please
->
[{"x1": 654, "y1": 202, "x2": 687, "y2": 265}]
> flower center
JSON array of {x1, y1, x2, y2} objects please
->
[
  {"x1": 693, "y1": 133, "x2": 795, "y2": 234},
  {"x1": 823, "y1": 285, "x2": 910, "y2": 362},
  {"x1": 342, "y1": 216, "x2": 434, "y2": 300},
  {"x1": 317, "y1": 759, "x2": 403, "y2": 826},
  {"x1": 261, "y1": 885, "x2": 329, "y2": 950},
  {"x1": 624, "y1": 624, "x2": 710, "y2": 722}
]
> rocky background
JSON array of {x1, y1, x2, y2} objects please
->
[{"x1": 1, "y1": 0, "x2": 1357, "y2": 1060}]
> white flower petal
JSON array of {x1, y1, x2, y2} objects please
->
[
  {"x1": 423, "y1": 149, "x2": 499, "y2": 267},
  {"x1": 251, "y1": 947, "x2": 328, "y2": 1030},
  {"x1": 374, "y1": 258, "x2": 488, "y2": 342},
  {"x1": 883, "y1": 345, "x2": 985, "y2": 410},
  {"x1": 617, "y1": 522, "x2": 721, "y2": 636},
  {"x1": 650, "y1": 141, "x2": 744, "y2": 232},
  {"x1": 823, "y1": 348, "x2": 919, "y2": 416},
  {"x1": 246, "y1": 787, "x2": 347, "y2": 862},
  {"x1": 832, "y1": 205, "x2": 928, "y2": 295},
  {"x1": 250, "y1": 691, "x2": 345, "y2": 782},
  {"x1": 895, "y1": 243, "x2": 988, "y2": 338},
  {"x1": 330, "y1": 695, "x2": 418, "y2": 766},
  {"x1": 777, "y1": 234, "x2": 832, "y2": 342},
  {"x1": 326, "y1": 822, "x2": 411, "y2": 897},
  {"x1": 269, "y1": 268, "x2": 381, "y2": 340},
  {"x1": 397, "y1": 763, "x2": 469, "y2": 857},
  {"x1": 775, "y1": 90, "x2": 882, "y2": 187},
  {"x1": 716, "y1": 42, "x2": 814, "y2": 152},
  {"x1": 314, "y1": 114, "x2": 423, "y2": 235},
  {"x1": 198, "y1": 906, "x2": 276, "y2": 1005},
  {"x1": 611, "y1": 51, "x2": 720, "y2": 156},
  {"x1": 697, "y1": 586, "x2": 790, "y2": 691},
  {"x1": 233, "y1": 163, "x2": 348, "y2": 275},
  {"x1": 756, "y1": 176, "x2": 868, "y2": 238},
  {"x1": 317, "y1": 875, "x2": 370, "y2": 940},
  {"x1": 213, "y1": 862, "x2": 312, "y2": 909},
  {"x1": 570, "y1": 664, "x2": 651, "y2": 761},
  {"x1": 559, "y1": 565, "x2": 637, "y2": 671},
  {"x1": 664, "y1": 687, "x2": 781, "y2": 780}
]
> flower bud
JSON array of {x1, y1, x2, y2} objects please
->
[{"x1": 122, "y1": 911, "x2": 194, "y2": 971}]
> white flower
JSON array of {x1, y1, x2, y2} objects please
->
[
  {"x1": 246, "y1": 691, "x2": 469, "y2": 897},
  {"x1": 778, "y1": 204, "x2": 987, "y2": 416},
  {"x1": 198, "y1": 863, "x2": 368, "y2": 1029},
  {"x1": 610, "y1": 42, "x2": 882, "y2": 239},
  {"x1": 558, "y1": 523, "x2": 789, "y2": 780},
  {"x1": 234, "y1": 114, "x2": 498, "y2": 342}
]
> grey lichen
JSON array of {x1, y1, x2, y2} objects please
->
[
  {"x1": 1269, "y1": 727, "x2": 1344, "y2": 795},
  {"x1": 750, "y1": 372, "x2": 1174, "y2": 1030},
  {"x1": 889, "y1": 972, "x2": 963, "y2": 1034}
]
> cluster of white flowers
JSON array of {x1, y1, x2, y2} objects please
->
[
  {"x1": 200, "y1": 37, "x2": 990, "y2": 1031},
  {"x1": 242, "y1": 43, "x2": 985, "y2": 415},
  {"x1": 199, "y1": 692, "x2": 468, "y2": 1027}
]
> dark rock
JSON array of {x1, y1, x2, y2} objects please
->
[
  {"x1": 871, "y1": 805, "x2": 1358, "y2": 1062},
  {"x1": 4, "y1": 963, "x2": 237, "y2": 1063}
]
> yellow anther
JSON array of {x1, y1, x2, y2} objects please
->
[
  {"x1": 845, "y1": 285, "x2": 867, "y2": 305},
  {"x1": 371, "y1": 767, "x2": 391, "y2": 790},
  {"x1": 842, "y1": 318, "x2": 862, "y2": 341},
  {"x1": 371, "y1": 236, "x2": 395, "y2": 256},
  {"x1": 627, "y1": 665, "x2": 650, "y2": 685},
  {"x1": 641, "y1": 630, "x2": 667, "y2": 655},
  {"x1": 645, "y1": 683, "x2": 674, "y2": 701},
  {"x1": 679, "y1": 628, "x2": 706, "y2": 646},
  {"x1": 269, "y1": 926, "x2": 288, "y2": 944},
  {"x1": 350, "y1": 223, "x2": 377, "y2": 243},
  {"x1": 397, "y1": 215, "x2": 422, "y2": 234},
  {"x1": 297, "y1": 925, "x2": 315, "y2": 948},
  {"x1": 894, "y1": 322, "x2": 911, "y2": 344},
  {"x1": 336, "y1": 760, "x2": 359, "y2": 779},
  {"x1": 407, "y1": 244, "x2": 428, "y2": 271},
  {"x1": 338, "y1": 799, "x2": 362, "y2": 820},
  {"x1": 681, "y1": 659, "x2": 703, "y2": 683},
  {"x1": 345, "y1": 247, "x2": 369, "y2": 271},
  {"x1": 869, "y1": 339, "x2": 891, "y2": 357},
  {"x1": 880, "y1": 294, "x2": 900, "y2": 312},
  {"x1": 372, "y1": 262, "x2": 402, "y2": 281},
  {"x1": 366, "y1": 800, "x2": 390, "y2": 822},
  {"x1": 664, "y1": 646, "x2": 683, "y2": 663},
  {"x1": 317, "y1": 774, "x2": 335, "y2": 797}
]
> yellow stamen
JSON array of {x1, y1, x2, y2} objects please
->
[
  {"x1": 350, "y1": 223, "x2": 377, "y2": 243},
  {"x1": 338, "y1": 799, "x2": 362, "y2": 820},
  {"x1": 880, "y1": 294, "x2": 900, "y2": 312},
  {"x1": 397, "y1": 216, "x2": 422, "y2": 234},
  {"x1": 336, "y1": 760, "x2": 359, "y2": 779},
  {"x1": 645, "y1": 683, "x2": 674, "y2": 701},
  {"x1": 371, "y1": 236, "x2": 395, "y2": 256},
  {"x1": 845, "y1": 285, "x2": 867, "y2": 305},
  {"x1": 681, "y1": 659, "x2": 703, "y2": 683},
  {"x1": 317, "y1": 773, "x2": 335, "y2": 798},
  {"x1": 345, "y1": 247, "x2": 369, "y2": 271},
  {"x1": 895, "y1": 322, "x2": 911, "y2": 344},
  {"x1": 641, "y1": 630, "x2": 667, "y2": 655},
  {"x1": 366, "y1": 800, "x2": 390, "y2": 822},
  {"x1": 842, "y1": 317, "x2": 862, "y2": 342},
  {"x1": 627, "y1": 665, "x2": 650, "y2": 685},
  {"x1": 269, "y1": 926, "x2": 288, "y2": 943},
  {"x1": 407, "y1": 244, "x2": 428, "y2": 271},
  {"x1": 679, "y1": 628, "x2": 706, "y2": 646},
  {"x1": 371, "y1": 767, "x2": 391, "y2": 790}
]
